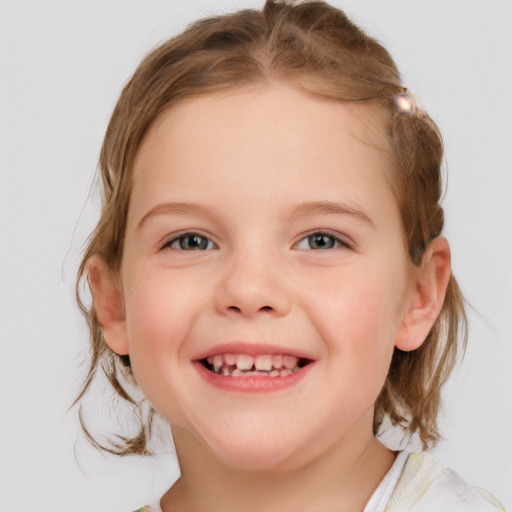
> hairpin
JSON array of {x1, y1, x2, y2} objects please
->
[{"x1": 392, "y1": 92, "x2": 417, "y2": 117}]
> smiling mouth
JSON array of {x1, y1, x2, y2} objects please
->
[{"x1": 200, "y1": 353, "x2": 311, "y2": 377}]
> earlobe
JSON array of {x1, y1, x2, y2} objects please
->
[
  {"x1": 87, "y1": 256, "x2": 129, "y2": 356},
  {"x1": 395, "y1": 237, "x2": 451, "y2": 352}
]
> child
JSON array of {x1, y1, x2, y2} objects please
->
[{"x1": 76, "y1": 1, "x2": 506, "y2": 510}]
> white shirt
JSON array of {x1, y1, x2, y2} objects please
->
[{"x1": 364, "y1": 451, "x2": 505, "y2": 512}]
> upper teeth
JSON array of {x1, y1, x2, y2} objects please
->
[{"x1": 206, "y1": 353, "x2": 300, "y2": 373}]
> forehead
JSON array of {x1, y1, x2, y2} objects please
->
[
  {"x1": 129, "y1": 84, "x2": 395, "y2": 226},
  {"x1": 135, "y1": 84, "x2": 390, "y2": 168}
]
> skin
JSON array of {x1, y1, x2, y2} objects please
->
[{"x1": 90, "y1": 84, "x2": 451, "y2": 512}]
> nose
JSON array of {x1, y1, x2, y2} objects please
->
[{"x1": 215, "y1": 251, "x2": 291, "y2": 318}]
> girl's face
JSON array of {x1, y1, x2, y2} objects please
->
[{"x1": 116, "y1": 84, "x2": 416, "y2": 470}]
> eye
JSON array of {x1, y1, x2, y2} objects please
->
[
  {"x1": 162, "y1": 233, "x2": 215, "y2": 251},
  {"x1": 294, "y1": 232, "x2": 351, "y2": 250}
]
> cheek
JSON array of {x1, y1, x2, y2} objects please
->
[
  {"x1": 313, "y1": 268, "x2": 403, "y2": 341},
  {"x1": 122, "y1": 264, "x2": 199, "y2": 369},
  {"x1": 306, "y1": 263, "x2": 406, "y2": 385},
  {"x1": 336, "y1": 286, "x2": 396, "y2": 375},
  {"x1": 120, "y1": 265, "x2": 202, "y2": 420}
]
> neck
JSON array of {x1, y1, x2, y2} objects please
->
[{"x1": 160, "y1": 420, "x2": 395, "y2": 512}]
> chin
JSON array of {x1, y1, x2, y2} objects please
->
[
  {"x1": 206, "y1": 427, "x2": 304, "y2": 472},
  {"x1": 216, "y1": 447, "x2": 296, "y2": 472}
]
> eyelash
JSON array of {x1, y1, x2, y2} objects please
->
[
  {"x1": 294, "y1": 231, "x2": 353, "y2": 251},
  {"x1": 160, "y1": 231, "x2": 352, "y2": 251},
  {"x1": 161, "y1": 232, "x2": 215, "y2": 251}
]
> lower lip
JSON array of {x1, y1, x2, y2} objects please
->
[{"x1": 194, "y1": 361, "x2": 314, "y2": 393}]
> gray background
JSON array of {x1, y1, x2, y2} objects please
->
[{"x1": 1, "y1": 1, "x2": 511, "y2": 510}]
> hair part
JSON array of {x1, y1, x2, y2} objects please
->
[{"x1": 76, "y1": 0, "x2": 467, "y2": 455}]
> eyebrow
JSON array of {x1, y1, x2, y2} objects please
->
[
  {"x1": 136, "y1": 202, "x2": 212, "y2": 230},
  {"x1": 137, "y1": 200, "x2": 376, "y2": 230},
  {"x1": 280, "y1": 201, "x2": 376, "y2": 228}
]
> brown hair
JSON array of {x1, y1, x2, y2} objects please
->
[{"x1": 76, "y1": 0, "x2": 466, "y2": 455}]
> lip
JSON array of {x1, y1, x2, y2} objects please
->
[
  {"x1": 194, "y1": 359, "x2": 314, "y2": 393},
  {"x1": 192, "y1": 342, "x2": 316, "y2": 361},
  {"x1": 192, "y1": 342, "x2": 316, "y2": 393}
]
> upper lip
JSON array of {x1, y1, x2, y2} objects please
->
[{"x1": 192, "y1": 342, "x2": 316, "y2": 362}]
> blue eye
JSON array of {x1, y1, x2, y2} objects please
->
[
  {"x1": 163, "y1": 233, "x2": 215, "y2": 251},
  {"x1": 295, "y1": 232, "x2": 350, "y2": 250}
]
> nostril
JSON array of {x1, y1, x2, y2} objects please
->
[{"x1": 226, "y1": 305, "x2": 273, "y2": 313}]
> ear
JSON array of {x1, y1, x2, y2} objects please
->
[
  {"x1": 395, "y1": 237, "x2": 451, "y2": 351},
  {"x1": 87, "y1": 256, "x2": 129, "y2": 356}
]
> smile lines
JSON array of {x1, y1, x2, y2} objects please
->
[{"x1": 202, "y1": 353, "x2": 309, "y2": 377}]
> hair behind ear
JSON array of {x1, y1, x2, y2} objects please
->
[{"x1": 374, "y1": 273, "x2": 467, "y2": 448}]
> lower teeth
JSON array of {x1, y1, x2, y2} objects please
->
[{"x1": 216, "y1": 367, "x2": 297, "y2": 377}]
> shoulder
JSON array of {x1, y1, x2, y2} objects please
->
[{"x1": 385, "y1": 452, "x2": 506, "y2": 512}]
